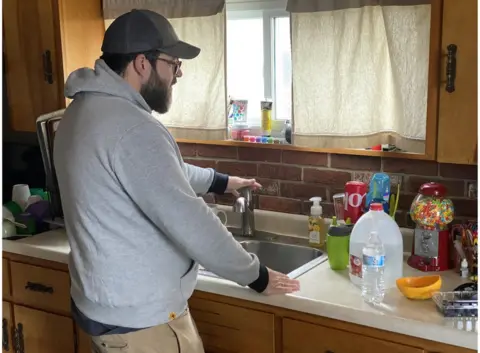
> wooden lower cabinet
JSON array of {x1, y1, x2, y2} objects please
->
[
  {"x1": 189, "y1": 296, "x2": 275, "y2": 353},
  {"x1": 12, "y1": 305, "x2": 75, "y2": 353},
  {"x1": 76, "y1": 324, "x2": 93, "y2": 353},
  {"x1": 283, "y1": 318, "x2": 424, "y2": 353},
  {"x1": 2, "y1": 254, "x2": 476, "y2": 353}
]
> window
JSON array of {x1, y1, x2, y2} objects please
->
[{"x1": 226, "y1": 1, "x2": 291, "y2": 129}]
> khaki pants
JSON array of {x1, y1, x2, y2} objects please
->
[{"x1": 91, "y1": 310, "x2": 205, "y2": 353}]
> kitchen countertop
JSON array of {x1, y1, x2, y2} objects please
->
[{"x1": 2, "y1": 230, "x2": 478, "y2": 350}]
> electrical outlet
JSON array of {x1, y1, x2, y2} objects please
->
[{"x1": 467, "y1": 182, "x2": 477, "y2": 199}]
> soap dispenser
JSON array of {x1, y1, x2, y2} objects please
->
[{"x1": 308, "y1": 197, "x2": 327, "y2": 250}]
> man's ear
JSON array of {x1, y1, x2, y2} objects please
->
[{"x1": 132, "y1": 54, "x2": 150, "y2": 82}]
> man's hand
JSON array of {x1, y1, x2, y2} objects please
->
[
  {"x1": 226, "y1": 176, "x2": 262, "y2": 197},
  {"x1": 262, "y1": 268, "x2": 300, "y2": 295}
]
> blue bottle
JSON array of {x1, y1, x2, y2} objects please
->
[{"x1": 365, "y1": 173, "x2": 391, "y2": 213}]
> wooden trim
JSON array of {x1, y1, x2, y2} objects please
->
[
  {"x1": 2, "y1": 252, "x2": 69, "y2": 272},
  {"x1": 176, "y1": 138, "x2": 433, "y2": 160},
  {"x1": 274, "y1": 315, "x2": 283, "y2": 353},
  {"x1": 3, "y1": 259, "x2": 12, "y2": 301},
  {"x1": 51, "y1": 0, "x2": 67, "y2": 110},
  {"x1": 4, "y1": 298, "x2": 72, "y2": 319},
  {"x1": 192, "y1": 290, "x2": 475, "y2": 353},
  {"x1": 424, "y1": 0, "x2": 443, "y2": 160}
]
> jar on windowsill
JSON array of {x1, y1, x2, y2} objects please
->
[{"x1": 231, "y1": 123, "x2": 250, "y2": 141}]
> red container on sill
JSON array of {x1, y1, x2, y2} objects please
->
[{"x1": 344, "y1": 181, "x2": 367, "y2": 224}]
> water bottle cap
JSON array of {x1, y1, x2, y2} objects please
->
[{"x1": 370, "y1": 203, "x2": 383, "y2": 211}]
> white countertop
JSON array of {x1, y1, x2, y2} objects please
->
[{"x1": 3, "y1": 230, "x2": 478, "y2": 350}]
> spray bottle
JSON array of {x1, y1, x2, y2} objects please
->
[{"x1": 308, "y1": 197, "x2": 327, "y2": 250}]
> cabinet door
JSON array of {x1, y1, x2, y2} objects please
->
[
  {"x1": 2, "y1": 302, "x2": 13, "y2": 353},
  {"x1": 189, "y1": 297, "x2": 275, "y2": 353},
  {"x1": 75, "y1": 324, "x2": 92, "y2": 353},
  {"x1": 13, "y1": 305, "x2": 75, "y2": 353},
  {"x1": 3, "y1": 0, "x2": 63, "y2": 132},
  {"x1": 437, "y1": 0, "x2": 477, "y2": 164},
  {"x1": 283, "y1": 318, "x2": 424, "y2": 353}
]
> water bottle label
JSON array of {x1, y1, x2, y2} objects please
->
[{"x1": 362, "y1": 254, "x2": 385, "y2": 267}]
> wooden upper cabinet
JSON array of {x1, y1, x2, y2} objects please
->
[
  {"x1": 437, "y1": 0, "x2": 478, "y2": 165},
  {"x1": 3, "y1": 0, "x2": 62, "y2": 132},
  {"x1": 3, "y1": 0, "x2": 104, "y2": 132}
]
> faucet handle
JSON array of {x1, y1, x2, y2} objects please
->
[
  {"x1": 238, "y1": 186, "x2": 253, "y2": 200},
  {"x1": 233, "y1": 196, "x2": 246, "y2": 213},
  {"x1": 237, "y1": 186, "x2": 259, "y2": 208}
]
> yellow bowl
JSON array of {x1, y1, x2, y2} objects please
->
[{"x1": 396, "y1": 275, "x2": 442, "y2": 300}]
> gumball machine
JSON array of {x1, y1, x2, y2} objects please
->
[{"x1": 408, "y1": 182, "x2": 455, "y2": 272}]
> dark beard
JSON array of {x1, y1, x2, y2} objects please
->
[{"x1": 140, "y1": 70, "x2": 171, "y2": 114}]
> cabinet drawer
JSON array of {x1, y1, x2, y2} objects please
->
[
  {"x1": 10, "y1": 262, "x2": 70, "y2": 313},
  {"x1": 3, "y1": 259, "x2": 11, "y2": 299},
  {"x1": 189, "y1": 297, "x2": 274, "y2": 353},
  {"x1": 283, "y1": 318, "x2": 424, "y2": 353}
]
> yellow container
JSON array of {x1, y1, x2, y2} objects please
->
[
  {"x1": 396, "y1": 275, "x2": 442, "y2": 300},
  {"x1": 261, "y1": 101, "x2": 272, "y2": 135}
]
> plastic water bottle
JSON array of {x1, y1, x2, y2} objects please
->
[{"x1": 361, "y1": 231, "x2": 386, "y2": 304}]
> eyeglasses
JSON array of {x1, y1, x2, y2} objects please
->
[{"x1": 157, "y1": 57, "x2": 182, "y2": 76}]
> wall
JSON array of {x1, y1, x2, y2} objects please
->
[{"x1": 179, "y1": 142, "x2": 478, "y2": 228}]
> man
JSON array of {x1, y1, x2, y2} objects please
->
[{"x1": 53, "y1": 8, "x2": 300, "y2": 353}]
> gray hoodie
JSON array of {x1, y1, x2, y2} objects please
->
[{"x1": 54, "y1": 59, "x2": 265, "y2": 329}]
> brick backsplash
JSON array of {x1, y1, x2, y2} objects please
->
[{"x1": 180, "y1": 143, "x2": 478, "y2": 228}]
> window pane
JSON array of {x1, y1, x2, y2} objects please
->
[
  {"x1": 226, "y1": 17, "x2": 264, "y2": 122},
  {"x1": 274, "y1": 17, "x2": 292, "y2": 120}
]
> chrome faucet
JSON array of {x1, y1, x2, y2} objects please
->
[{"x1": 233, "y1": 187, "x2": 256, "y2": 237}]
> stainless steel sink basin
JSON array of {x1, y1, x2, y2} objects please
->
[
  {"x1": 239, "y1": 240, "x2": 326, "y2": 277},
  {"x1": 199, "y1": 239, "x2": 328, "y2": 279}
]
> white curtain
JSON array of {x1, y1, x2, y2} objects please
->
[
  {"x1": 102, "y1": 0, "x2": 225, "y2": 19},
  {"x1": 157, "y1": 10, "x2": 227, "y2": 140},
  {"x1": 290, "y1": 4, "x2": 431, "y2": 152}
]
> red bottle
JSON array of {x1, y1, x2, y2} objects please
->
[{"x1": 344, "y1": 181, "x2": 367, "y2": 223}]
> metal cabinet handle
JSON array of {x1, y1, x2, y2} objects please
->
[
  {"x1": 2, "y1": 318, "x2": 9, "y2": 351},
  {"x1": 445, "y1": 44, "x2": 457, "y2": 93},
  {"x1": 42, "y1": 50, "x2": 54, "y2": 84},
  {"x1": 13, "y1": 323, "x2": 23, "y2": 353},
  {"x1": 25, "y1": 281, "x2": 54, "y2": 294}
]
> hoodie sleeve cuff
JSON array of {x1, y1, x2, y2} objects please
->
[
  {"x1": 207, "y1": 172, "x2": 229, "y2": 195},
  {"x1": 248, "y1": 264, "x2": 269, "y2": 293}
]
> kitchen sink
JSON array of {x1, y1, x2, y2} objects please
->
[{"x1": 199, "y1": 239, "x2": 328, "y2": 279}]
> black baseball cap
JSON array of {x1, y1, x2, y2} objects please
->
[{"x1": 101, "y1": 9, "x2": 200, "y2": 59}]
